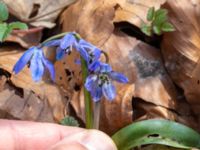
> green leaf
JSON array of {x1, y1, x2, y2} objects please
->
[
  {"x1": 8, "y1": 22, "x2": 28, "y2": 30},
  {"x1": 0, "y1": 23, "x2": 8, "y2": 41},
  {"x1": 153, "y1": 25, "x2": 162, "y2": 35},
  {"x1": 112, "y1": 119, "x2": 200, "y2": 150},
  {"x1": 60, "y1": 116, "x2": 79, "y2": 127},
  {"x1": 140, "y1": 24, "x2": 152, "y2": 36},
  {"x1": 161, "y1": 22, "x2": 175, "y2": 32},
  {"x1": 147, "y1": 7, "x2": 155, "y2": 21},
  {"x1": 0, "y1": 2, "x2": 8, "y2": 21},
  {"x1": 154, "y1": 9, "x2": 168, "y2": 26}
]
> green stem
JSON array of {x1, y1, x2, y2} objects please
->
[
  {"x1": 41, "y1": 32, "x2": 95, "y2": 129},
  {"x1": 41, "y1": 32, "x2": 70, "y2": 45},
  {"x1": 81, "y1": 57, "x2": 94, "y2": 129},
  {"x1": 94, "y1": 101, "x2": 101, "y2": 129}
]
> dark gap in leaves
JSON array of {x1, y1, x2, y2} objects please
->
[
  {"x1": 68, "y1": 77, "x2": 72, "y2": 82},
  {"x1": 147, "y1": 134, "x2": 160, "y2": 138},
  {"x1": 65, "y1": 69, "x2": 71, "y2": 76},
  {"x1": 59, "y1": 76, "x2": 62, "y2": 80},
  {"x1": 132, "y1": 97, "x2": 146, "y2": 120},
  {"x1": 0, "y1": 68, "x2": 11, "y2": 78},
  {"x1": 7, "y1": 81, "x2": 24, "y2": 98},
  {"x1": 29, "y1": 3, "x2": 40, "y2": 18},
  {"x1": 41, "y1": 18, "x2": 62, "y2": 42},
  {"x1": 0, "y1": 69, "x2": 24, "y2": 97},
  {"x1": 114, "y1": 22, "x2": 162, "y2": 49},
  {"x1": 68, "y1": 103, "x2": 85, "y2": 128},
  {"x1": 197, "y1": 80, "x2": 200, "y2": 85},
  {"x1": 74, "y1": 83, "x2": 80, "y2": 91}
]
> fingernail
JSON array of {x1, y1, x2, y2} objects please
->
[{"x1": 78, "y1": 130, "x2": 117, "y2": 150}]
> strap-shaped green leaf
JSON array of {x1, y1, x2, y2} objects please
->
[
  {"x1": 161, "y1": 22, "x2": 175, "y2": 32},
  {"x1": 153, "y1": 25, "x2": 162, "y2": 35},
  {"x1": 0, "y1": 23, "x2": 8, "y2": 42},
  {"x1": 112, "y1": 119, "x2": 200, "y2": 150},
  {"x1": 8, "y1": 22, "x2": 28, "y2": 30},
  {"x1": 1, "y1": 22, "x2": 28, "y2": 41},
  {"x1": 147, "y1": 7, "x2": 155, "y2": 21},
  {"x1": 154, "y1": 9, "x2": 168, "y2": 26},
  {"x1": 0, "y1": 2, "x2": 8, "y2": 21}
]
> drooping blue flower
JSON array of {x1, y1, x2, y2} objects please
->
[
  {"x1": 75, "y1": 39, "x2": 102, "y2": 71},
  {"x1": 85, "y1": 62, "x2": 128, "y2": 102},
  {"x1": 44, "y1": 32, "x2": 77, "y2": 60},
  {"x1": 13, "y1": 46, "x2": 55, "y2": 82}
]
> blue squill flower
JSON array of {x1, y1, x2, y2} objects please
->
[
  {"x1": 13, "y1": 46, "x2": 55, "y2": 82},
  {"x1": 75, "y1": 39, "x2": 101, "y2": 71},
  {"x1": 85, "y1": 62, "x2": 128, "y2": 102},
  {"x1": 44, "y1": 32, "x2": 77, "y2": 60}
]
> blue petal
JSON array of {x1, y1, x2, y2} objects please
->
[
  {"x1": 85, "y1": 75, "x2": 97, "y2": 91},
  {"x1": 13, "y1": 47, "x2": 36, "y2": 74},
  {"x1": 76, "y1": 45, "x2": 89, "y2": 62},
  {"x1": 60, "y1": 33, "x2": 77, "y2": 49},
  {"x1": 88, "y1": 60, "x2": 100, "y2": 71},
  {"x1": 91, "y1": 86, "x2": 103, "y2": 102},
  {"x1": 92, "y1": 48, "x2": 101, "y2": 60},
  {"x1": 110, "y1": 71, "x2": 129, "y2": 83},
  {"x1": 99, "y1": 62, "x2": 112, "y2": 73},
  {"x1": 56, "y1": 47, "x2": 65, "y2": 60},
  {"x1": 43, "y1": 39, "x2": 61, "y2": 47},
  {"x1": 42, "y1": 55, "x2": 55, "y2": 81},
  {"x1": 102, "y1": 82, "x2": 116, "y2": 101},
  {"x1": 79, "y1": 39, "x2": 95, "y2": 50},
  {"x1": 30, "y1": 51, "x2": 44, "y2": 82}
]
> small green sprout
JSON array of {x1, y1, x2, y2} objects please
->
[
  {"x1": 0, "y1": 2, "x2": 28, "y2": 42},
  {"x1": 60, "y1": 116, "x2": 79, "y2": 127},
  {"x1": 141, "y1": 7, "x2": 175, "y2": 36}
]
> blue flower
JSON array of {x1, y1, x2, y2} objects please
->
[
  {"x1": 75, "y1": 39, "x2": 101, "y2": 71},
  {"x1": 44, "y1": 32, "x2": 77, "y2": 60},
  {"x1": 13, "y1": 46, "x2": 55, "y2": 82},
  {"x1": 85, "y1": 63, "x2": 128, "y2": 102}
]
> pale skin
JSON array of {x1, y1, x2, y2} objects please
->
[{"x1": 0, "y1": 119, "x2": 117, "y2": 150}]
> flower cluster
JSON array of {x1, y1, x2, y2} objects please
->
[{"x1": 13, "y1": 32, "x2": 128, "y2": 101}]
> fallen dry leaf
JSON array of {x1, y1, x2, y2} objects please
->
[
  {"x1": 113, "y1": 0, "x2": 166, "y2": 27},
  {"x1": 3, "y1": 0, "x2": 77, "y2": 28},
  {"x1": 161, "y1": 0, "x2": 200, "y2": 128},
  {"x1": 0, "y1": 78, "x2": 55, "y2": 122},
  {"x1": 5, "y1": 27, "x2": 43, "y2": 48}
]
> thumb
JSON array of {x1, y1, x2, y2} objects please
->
[{"x1": 49, "y1": 130, "x2": 117, "y2": 150}]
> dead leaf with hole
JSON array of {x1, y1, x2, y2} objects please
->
[
  {"x1": 0, "y1": 46, "x2": 66, "y2": 122},
  {"x1": 161, "y1": 0, "x2": 200, "y2": 128},
  {"x1": 59, "y1": 0, "x2": 197, "y2": 134},
  {"x1": 3, "y1": 0, "x2": 77, "y2": 28}
]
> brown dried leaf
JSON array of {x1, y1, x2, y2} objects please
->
[
  {"x1": 0, "y1": 46, "x2": 65, "y2": 121},
  {"x1": 5, "y1": 27, "x2": 43, "y2": 48},
  {"x1": 161, "y1": 0, "x2": 200, "y2": 128},
  {"x1": 0, "y1": 81, "x2": 55, "y2": 122},
  {"x1": 113, "y1": 0, "x2": 166, "y2": 27},
  {"x1": 3, "y1": 0, "x2": 77, "y2": 28}
]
